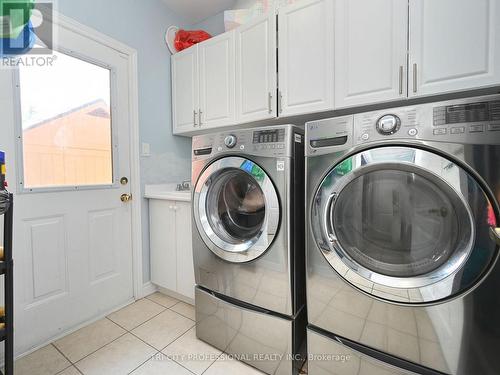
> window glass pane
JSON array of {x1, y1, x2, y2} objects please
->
[{"x1": 19, "y1": 50, "x2": 113, "y2": 189}]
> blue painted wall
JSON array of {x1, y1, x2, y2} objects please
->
[{"x1": 56, "y1": 0, "x2": 193, "y2": 283}]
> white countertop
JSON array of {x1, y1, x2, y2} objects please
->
[{"x1": 144, "y1": 184, "x2": 192, "y2": 202}]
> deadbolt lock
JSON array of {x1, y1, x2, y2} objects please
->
[{"x1": 120, "y1": 177, "x2": 129, "y2": 185}]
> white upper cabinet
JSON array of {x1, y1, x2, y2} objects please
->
[
  {"x1": 278, "y1": 0, "x2": 334, "y2": 116},
  {"x1": 172, "y1": 46, "x2": 199, "y2": 134},
  {"x1": 335, "y1": 0, "x2": 408, "y2": 108},
  {"x1": 235, "y1": 14, "x2": 277, "y2": 123},
  {"x1": 199, "y1": 31, "x2": 236, "y2": 129},
  {"x1": 409, "y1": 0, "x2": 500, "y2": 97}
]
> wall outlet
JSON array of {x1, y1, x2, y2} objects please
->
[{"x1": 141, "y1": 142, "x2": 151, "y2": 157}]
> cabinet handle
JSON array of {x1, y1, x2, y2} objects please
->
[
  {"x1": 413, "y1": 63, "x2": 418, "y2": 93},
  {"x1": 399, "y1": 66, "x2": 404, "y2": 95},
  {"x1": 169, "y1": 205, "x2": 173, "y2": 210},
  {"x1": 278, "y1": 90, "x2": 283, "y2": 114},
  {"x1": 193, "y1": 110, "x2": 198, "y2": 126},
  {"x1": 268, "y1": 92, "x2": 273, "y2": 113},
  {"x1": 198, "y1": 109, "x2": 202, "y2": 126}
]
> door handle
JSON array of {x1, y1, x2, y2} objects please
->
[
  {"x1": 490, "y1": 227, "x2": 500, "y2": 246},
  {"x1": 268, "y1": 92, "x2": 273, "y2": 113},
  {"x1": 198, "y1": 109, "x2": 202, "y2": 126},
  {"x1": 120, "y1": 193, "x2": 132, "y2": 203},
  {"x1": 193, "y1": 110, "x2": 198, "y2": 126}
]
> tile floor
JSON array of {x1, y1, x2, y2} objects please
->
[{"x1": 14, "y1": 292, "x2": 265, "y2": 375}]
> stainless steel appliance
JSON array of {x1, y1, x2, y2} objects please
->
[
  {"x1": 305, "y1": 95, "x2": 500, "y2": 375},
  {"x1": 192, "y1": 125, "x2": 306, "y2": 375}
]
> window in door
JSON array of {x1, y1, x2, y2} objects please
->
[{"x1": 17, "y1": 49, "x2": 114, "y2": 190}]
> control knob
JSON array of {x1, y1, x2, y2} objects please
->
[
  {"x1": 224, "y1": 135, "x2": 237, "y2": 148},
  {"x1": 376, "y1": 114, "x2": 401, "y2": 135}
]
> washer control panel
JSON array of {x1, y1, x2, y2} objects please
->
[{"x1": 192, "y1": 125, "x2": 301, "y2": 160}]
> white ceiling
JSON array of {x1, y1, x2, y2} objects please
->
[{"x1": 162, "y1": 0, "x2": 236, "y2": 24}]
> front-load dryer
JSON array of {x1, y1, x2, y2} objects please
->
[
  {"x1": 305, "y1": 95, "x2": 500, "y2": 375},
  {"x1": 192, "y1": 125, "x2": 306, "y2": 375}
]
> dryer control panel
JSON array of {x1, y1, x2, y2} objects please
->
[
  {"x1": 353, "y1": 95, "x2": 500, "y2": 146},
  {"x1": 306, "y1": 94, "x2": 500, "y2": 156}
]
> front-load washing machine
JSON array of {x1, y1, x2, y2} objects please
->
[
  {"x1": 192, "y1": 125, "x2": 306, "y2": 375},
  {"x1": 305, "y1": 95, "x2": 500, "y2": 375}
]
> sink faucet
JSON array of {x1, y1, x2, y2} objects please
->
[{"x1": 176, "y1": 180, "x2": 191, "y2": 191}]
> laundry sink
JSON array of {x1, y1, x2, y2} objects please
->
[{"x1": 144, "y1": 184, "x2": 191, "y2": 201}]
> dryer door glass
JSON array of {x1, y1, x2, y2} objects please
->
[
  {"x1": 331, "y1": 167, "x2": 471, "y2": 277},
  {"x1": 312, "y1": 146, "x2": 498, "y2": 303},
  {"x1": 194, "y1": 157, "x2": 280, "y2": 263}
]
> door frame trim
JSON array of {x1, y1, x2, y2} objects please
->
[{"x1": 36, "y1": 10, "x2": 145, "y2": 299}]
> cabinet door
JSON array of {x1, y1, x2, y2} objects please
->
[
  {"x1": 335, "y1": 0, "x2": 408, "y2": 108},
  {"x1": 278, "y1": 0, "x2": 334, "y2": 116},
  {"x1": 150, "y1": 200, "x2": 177, "y2": 291},
  {"x1": 172, "y1": 46, "x2": 199, "y2": 134},
  {"x1": 409, "y1": 0, "x2": 500, "y2": 97},
  {"x1": 174, "y1": 202, "x2": 195, "y2": 300},
  {"x1": 199, "y1": 32, "x2": 236, "y2": 129},
  {"x1": 235, "y1": 13, "x2": 277, "y2": 123}
]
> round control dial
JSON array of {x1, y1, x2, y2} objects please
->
[
  {"x1": 224, "y1": 135, "x2": 237, "y2": 148},
  {"x1": 376, "y1": 114, "x2": 401, "y2": 135}
]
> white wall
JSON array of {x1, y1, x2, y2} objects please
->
[{"x1": 56, "y1": 0, "x2": 192, "y2": 283}]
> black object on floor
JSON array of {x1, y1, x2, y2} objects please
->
[{"x1": 0, "y1": 190, "x2": 13, "y2": 375}]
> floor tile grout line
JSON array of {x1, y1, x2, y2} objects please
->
[
  {"x1": 168, "y1": 355, "x2": 199, "y2": 375},
  {"x1": 201, "y1": 351, "x2": 226, "y2": 375},
  {"x1": 168, "y1": 305, "x2": 195, "y2": 322},
  {"x1": 51, "y1": 343, "x2": 75, "y2": 369},
  {"x1": 145, "y1": 294, "x2": 181, "y2": 309},
  {"x1": 157, "y1": 323, "x2": 197, "y2": 352},
  {"x1": 127, "y1": 350, "x2": 161, "y2": 374},
  {"x1": 70, "y1": 330, "x2": 129, "y2": 367},
  {"x1": 107, "y1": 304, "x2": 168, "y2": 332},
  {"x1": 128, "y1": 320, "x2": 196, "y2": 354}
]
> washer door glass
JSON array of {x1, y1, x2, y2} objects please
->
[
  {"x1": 194, "y1": 157, "x2": 280, "y2": 263},
  {"x1": 312, "y1": 146, "x2": 499, "y2": 304},
  {"x1": 206, "y1": 169, "x2": 266, "y2": 244}
]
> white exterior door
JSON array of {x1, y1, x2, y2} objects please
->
[
  {"x1": 199, "y1": 32, "x2": 236, "y2": 129},
  {"x1": 0, "y1": 22, "x2": 135, "y2": 355},
  {"x1": 335, "y1": 0, "x2": 408, "y2": 108},
  {"x1": 172, "y1": 46, "x2": 199, "y2": 134},
  {"x1": 235, "y1": 14, "x2": 277, "y2": 123},
  {"x1": 409, "y1": 0, "x2": 500, "y2": 97},
  {"x1": 278, "y1": 0, "x2": 334, "y2": 116}
]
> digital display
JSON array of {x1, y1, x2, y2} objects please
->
[
  {"x1": 445, "y1": 102, "x2": 489, "y2": 124},
  {"x1": 253, "y1": 129, "x2": 285, "y2": 144}
]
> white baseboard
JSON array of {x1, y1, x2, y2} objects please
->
[
  {"x1": 140, "y1": 281, "x2": 158, "y2": 298},
  {"x1": 157, "y1": 286, "x2": 195, "y2": 305}
]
